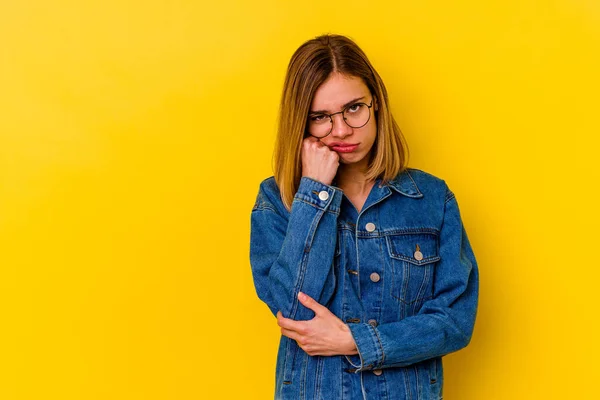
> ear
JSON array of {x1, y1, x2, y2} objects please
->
[{"x1": 373, "y1": 95, "x2": 379, "y2": 112}]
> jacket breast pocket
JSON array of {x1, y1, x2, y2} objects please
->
[{"x1": 385, "y1": 231, "x2": 441, "y2": 305}]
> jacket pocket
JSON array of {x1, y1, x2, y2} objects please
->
[{"x1": 385, "y1": 231, "x2": 440, "y2": 305}]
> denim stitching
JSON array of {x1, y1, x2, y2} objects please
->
[
  {"x1": 370, "y1": 324, "x2": 386, "y2": 367},
  {"x1": 406, "y1": 170, "x2": 423, "y2": 197},
  {"x1": 293, "y1": 197, "x2": 340, "y2": 216},
  {"x1": 347, "y1": 329, "x2": 366, "y2": 371},
  {"x1": 385, "y1": 227, "x2": 440, "y2": 235},
  {"x1": 281, "y1": 337, "x2": 294, "y2": 387},
  {"x1": 300, "y1": 352, "x2": 308, "y2": 400},
  {"x1": 290, "y1": 208, "x2": 325, "y2": 319},
  {"x1": 314, "y1": 356, "x2": 324, "y2": 399},
  {"x1": 376, "y1": 236, "x2": 385, "y2": 326},
  {"x1": 400, "y1": 261, "x2": 410, "y2": 304},
  {"x1": 412, "y1": 364, "x2": 420, "y2": 400},
  {"x1": 387, "y1": 237, "x2": 438, "y2": 305},
  {"x1": 402, "y1": 368, "x2": 411, "y2": 400},
  {"x1": 251, "y1": 205, "x2": 278, "y2": 213},
  {"x1": 413, "y1": 263, "x2": 432, "y2": 312}
]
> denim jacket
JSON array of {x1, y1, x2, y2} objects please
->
[{"x1": 249, "y1": 168, "x2": 479, "y2": 400}]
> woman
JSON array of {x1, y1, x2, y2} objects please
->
[{"x1": 249, "y1": 34, "x2": 478, "y2": 400}]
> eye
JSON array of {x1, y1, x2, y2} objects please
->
[
  {"x1": 309, "y1": 114, "x2": 327, "y2": 123},
  {"x1": 346, "y1": 103, "x2": 363, "y2": 113}
]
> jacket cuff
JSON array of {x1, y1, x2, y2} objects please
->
[
  {"x1": 293, "y1": 177, "x2": 343, "y2": 214},
  {"x1": 347, "y1": 322, "x2": 385, "y2": 372}
]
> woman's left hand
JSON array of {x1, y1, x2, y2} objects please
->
[{"x1": 276, "y1": 292, "x2": 359, "y2": 357}]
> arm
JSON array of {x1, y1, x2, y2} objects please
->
[
  {"x1": 346, "y1": 185, "x2": 479, "y2": 371},
  {"x1": 249, "y1": 176, "x2": 343, "y2": 321}
]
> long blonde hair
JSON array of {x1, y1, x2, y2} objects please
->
[{"x1": 274, "y1": 34, "x2": 409, "y2": 211}]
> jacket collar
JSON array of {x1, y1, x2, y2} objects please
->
[{"x1": 382, "y1": 169, "x2": 423, "y2": 198}]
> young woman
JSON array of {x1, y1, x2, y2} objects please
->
[{"x1": 249, "y1": 34, "x2": 479, "y2": 400}]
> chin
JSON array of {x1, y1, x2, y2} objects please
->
[{"x1": 338, "y1": 153, "x2": 366, "y2": 165}]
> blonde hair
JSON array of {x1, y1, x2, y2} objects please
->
[{"x1": 274, "y1": 34, "x2": 409, "y2": 211}]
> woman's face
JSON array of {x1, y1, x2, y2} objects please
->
[{"x1": 308, "y1": 72, "x2": 378, "y2": 167}]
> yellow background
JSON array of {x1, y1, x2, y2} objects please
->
[{"x1": 1, "y1": 1, "x2": 599, "y2": 399}]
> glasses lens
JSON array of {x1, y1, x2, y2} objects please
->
[
  {"x1": 307, "y1": 115, "x2": 332, "y2": 138},
  {"x1": 343, "y1": 103, "x2": 370, "y2": 128}
]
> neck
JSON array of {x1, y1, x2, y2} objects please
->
[{"x1": 335, "y1": 159, "x2": 373, "y2": 194}]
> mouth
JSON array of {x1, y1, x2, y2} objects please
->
[{"x1": 329, "y1": 143, "x2": 360, "y2": 153}]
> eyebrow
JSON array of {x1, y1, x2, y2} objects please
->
[{"x1": 309, "y1": 96, "x2": 366, "y2": 115}]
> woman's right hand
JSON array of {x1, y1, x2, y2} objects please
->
[{"x1": 301, "y1": 137, "x2": 340, "y2": 186}]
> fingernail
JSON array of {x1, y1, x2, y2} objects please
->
[{"x1": 298, "y1": 292, "x2": 306, "y2": 301}]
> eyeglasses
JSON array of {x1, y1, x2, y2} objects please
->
[{"x1": 306, "y1": 98, "x2": 374, "y2": 138}]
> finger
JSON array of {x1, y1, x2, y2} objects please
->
[
  {"x1": 298, "y1": 291, "x2": 328, "y2": 316},
  {"x1": 280, "y1": 327, "x2": 303, "y2": 343},
  {"x1": 311, "y1": 139, "x2": 325, "y2": 148},
  {"x1": 277, "y1": 314, "x2": 304, "y2": 331},
  {"x1": 277, "y1": 311, "x2": 286, "y2": 326},
  {"x1": 277, "y1": 312, "x2": 295, "y2": 329}
]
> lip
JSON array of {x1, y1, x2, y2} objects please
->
[
  {"x1": 329, "y1": 142, "x2": 359, "y2": 147},
  {"x1": 329, "y1": 143, "x2": 359, "y2": 153}
]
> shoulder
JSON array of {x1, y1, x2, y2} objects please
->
[
  {"x1": 403, "y1": 168, "x2": 454, "y2": 202},
  {"x1": 404, "y1": 167, "x2": 445, "y2": 186},
  {"x1": 258, "y1": 175, "x2": 279, "y2": 195},
  {"x1": 252, "y1": 176, "x2": 287, "y2": 214}
]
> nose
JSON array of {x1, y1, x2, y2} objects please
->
[{"x1": 330, "y1": 113, "x2": 353, "y2": 138}]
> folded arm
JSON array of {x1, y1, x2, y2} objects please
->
[
  {"x1": 249, "y1": 177, "x2": 343, "y2": 321},
  {"x1": 345, "y1": 186, "x2": 479, "y2": 371}
]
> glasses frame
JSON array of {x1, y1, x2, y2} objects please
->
[{"x1": 306, "y1": 98, "x2": 374, "y2": 139}]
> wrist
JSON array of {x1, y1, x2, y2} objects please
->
[
  {"x1": 342, "y1": 324, "x2": 359, "y2": 355},
  {"x1": 303, "y1": 175, "x2": 332, "y2": 186}
]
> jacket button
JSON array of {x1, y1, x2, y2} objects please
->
[
  {"x1": 370, "y1": 272, "x2": 380, "y2": 283},
  {"x1": 414, "y1": 250, "x2": 423, "y2": 261},
  {"x1": 318, "y1": 191, "x2": 329, "y2": 201},
  {"x1": 368, "y1": 319, "x2": 378, "y2": 327},
  {"x1": 373, "y1": 369, "x2": 383, "y2": 376},
  {"x1": 365, "y1": 222, "x2": 376, "y2": 232}
]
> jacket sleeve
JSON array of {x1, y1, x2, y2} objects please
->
[
  {"x1": 249, "y1": 176, "x2": 343, "y2": 321},
  {"x1": 346, "y1": 185, "x2": 479, "y2": 371}
]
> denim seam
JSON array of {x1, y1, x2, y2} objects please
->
[
  {"x1": 293, "y1": 197, "x2": 340, "y2": 216},
  {"x1": 402, "y1": 368, "x2": 411, "y2": 400},
  {"x1": 370, "y1": 324, "x2": 386, "y2": 367},
  {"x1": 300, "y1": 352, "x2": 308, "y2": 400},
  {"x1": 413, "y1": 364, "x2": 420, "y2": 400},
  {"x1": 346, "y1": 324, "x2": 374, "y2": 373},
  {"x1": 314, "y1": 356, "x2": 324, "y2": 399},
  {"x1": 406, "y1": 170, "x2": 423, "y2": 196},
  {"x1": 282, "y1": 338, "x2": 293, "y2": 385},
  {"x1": 293, "y1": 197, "x2": 326, "y2": 211},
  {"x1": 358, "y1": 227, "x2": 440, "y2": 238},
  {"x1": 388, "y1": 251, "x2": 441, "y2": 265},
  {"x1": 384, "y1": 229, "x2": 440, "y2": 237},
  {"x1": 358, "y1": 324, "x2": 380, "y2": 370},
  {"x1": 414, "y1": 263, "x2": 428, "y2": 310},
  {"x1": 344, "y1": 354, "x2": 362, "y2": 369},
  {"x1": 251, "y1": 205, "x2": 278, "y2": 213},
  {"x1": 289, "y1": 208, "x2": 325, "y2": 319}
]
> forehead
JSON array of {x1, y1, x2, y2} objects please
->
[{"x1": 310, "y1": 74, "x2": 369, "y2": 111}]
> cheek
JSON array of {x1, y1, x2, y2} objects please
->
[{"x1": 362, "y1": 124, "x2": 378, "y2": 145}]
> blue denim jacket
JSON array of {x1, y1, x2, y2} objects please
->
[{"x1": 250, "y1": 168, "x2": 479, "y2": 400}]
